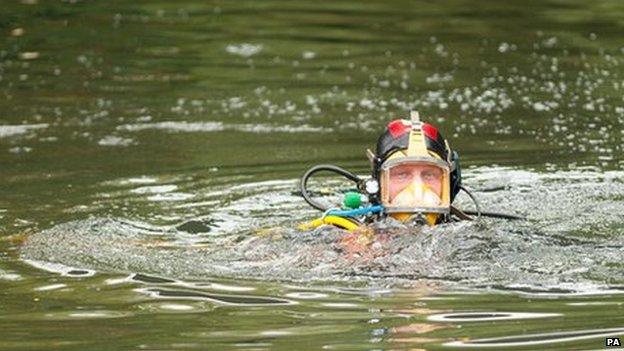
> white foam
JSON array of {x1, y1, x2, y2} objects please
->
[
  {"x1": 203, "y1": 282, "x2": 256, "y2": 292},
  {"x1": 0, "y1": 123, "x2": 48, "y2": 138},
  {"x1": 147, "y1": 192, "x2": 194, "y2": 202},
  {"x1": 0, "y1": 270, "x2": 22, "y2": 281},
  {"x1": 225, "y1": 43, "x2": 263, "y2": 57},
  {"x1": 35, "y1": 283, "x2": 67, "y2": 291},
  {"x1": 117, "y1": 121, "x2": 330, "y2": 134},
  {"x1": 118, "y1": 121, "x2": 224, "y2": 132},
  {"x1": 125, "y1": 176, "x2": 158, "y2": 184},
  {"x1": 98, "y1": 135, "x2": 135, "y2": 146},
  {"x1": 131, "y1": 185, "x2": 177, "y2": 194},
  {"x1": 23, "y1": 259, "x2": 95, "y2": 277}
]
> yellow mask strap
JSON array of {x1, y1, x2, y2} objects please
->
[{"x1": 406, "y1": 111, "x2": 429, "y2": 157}]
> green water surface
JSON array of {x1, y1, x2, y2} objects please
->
[{"x1": 1, "y1": 0, "x2": 624, "y2": 350}]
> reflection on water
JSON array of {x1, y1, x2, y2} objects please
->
[
  {"x1": 2, "y1": 0, "x2": 624, "y2": 349},
  {"x1": 427, "y1": 312, "x2": 561, "y2": 322},
  {"x1": 136, "y1": 288, "x2": 295, "y2": 306},
  {"x1": 4, "y1": 265, "x2": 624, "y2": 350},
  {"x1": 446, "y1": 327, "x2": 624, "y2": 348}
]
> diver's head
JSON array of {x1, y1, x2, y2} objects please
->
[{"x1": 368, "y1": 111, "x2": 461, "y2": 225}]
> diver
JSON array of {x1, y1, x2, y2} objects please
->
[{"x1": 298, "y1": 110, "x2": 522, "y2": 232}]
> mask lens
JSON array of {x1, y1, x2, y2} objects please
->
[
  {"x1": 388, "y1": 164, "x2": 443, "y2": 200},
  {"x1": 380, "y1": 160, "x2": 450, "y2": 211}
]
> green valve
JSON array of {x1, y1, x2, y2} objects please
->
[{"x1": 343, "y1": 191, "x2": 362, "y2": 209}]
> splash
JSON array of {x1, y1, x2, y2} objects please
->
[{"x1": 20, "y1": 168, "x2": 624, "y2": 291}]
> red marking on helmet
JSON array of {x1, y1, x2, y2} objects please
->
[
  {"x1": 387, "y1": 119, "x2": 411, "y2": 138},
  {"x1": 422, "y1": 123, "x2": 439, "y2": 140}
]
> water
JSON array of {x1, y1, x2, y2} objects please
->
[{"x1": 2, "y1": 0, "x2": 624, "y2": 349}]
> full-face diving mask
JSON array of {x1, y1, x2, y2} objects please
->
[
  {"x1": 379, "y1": 157, "x2": 451, "y2": 215},
  {"x1": 370, "y1": 111, "x2": 455, "y2": 225}
]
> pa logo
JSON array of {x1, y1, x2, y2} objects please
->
[{"x1": 607, "y1": 337, "x2": 621, "y2": 347}]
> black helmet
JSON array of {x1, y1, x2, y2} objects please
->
[{"x1": 368, "y1": 112, "x2": 462, "y2": 205}]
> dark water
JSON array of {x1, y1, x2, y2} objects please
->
[{"x1": 2, "y1": 0, "x2": 624, "y2": 349}]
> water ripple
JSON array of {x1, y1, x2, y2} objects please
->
[{"x1": 445, "y1": 327, "x2": 624, "y2": 348}]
